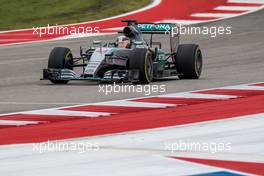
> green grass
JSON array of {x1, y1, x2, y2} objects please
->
[{"x1": 0, "y1": 0, "x2": 151, "y2": 31}]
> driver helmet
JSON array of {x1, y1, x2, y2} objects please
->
[{"x1": 117, "y1": 36, "x2": 130, "y2": 48}]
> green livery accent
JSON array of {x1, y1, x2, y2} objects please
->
[
  {"x1": 106, "y1": 48, "x2": 129, "y2": 54},
  {"x1": 106, "y1": 48, "x2": 120, "y2": 55},
  {"x1": 137, "y1": 23, "x2": 172, "y2": 32}
]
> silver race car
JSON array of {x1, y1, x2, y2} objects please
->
[{"x1": 42, "y1": 20, "x2": 203, "y2": 84}]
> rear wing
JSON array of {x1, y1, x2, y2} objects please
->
[
  {"x1": 120, "y1": 20, "x2": 176, "y2": 34},
  {"x1": 136, "y1": 22, "x2": 179, "y2": 53},
  {"x1": 120, "y1": 20, "x2": 179, "y2": 53},
  {"x1": 137, "y1": 23, "x2": 173, "y2": 34}
]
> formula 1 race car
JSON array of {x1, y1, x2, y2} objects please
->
[{"x1": 42, "y1": 20, "x2": 203, "y2": 84}]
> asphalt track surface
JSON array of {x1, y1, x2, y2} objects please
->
[{"x1": 0, "y1": 9, "x2": 264, "y2": 114}]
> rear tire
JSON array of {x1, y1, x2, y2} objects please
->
[
  {"x1": 175, "y1": 44, "x2": 203, "y2": 79},
  {"x1": 129, "y1": 48, "x2": 153, "y2": 84},
  {"x1": 48, "y1": 47, "x2": 73, "y2": 84}
]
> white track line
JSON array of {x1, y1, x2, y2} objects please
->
[
  {"x1": 103, "y1": 27, "x2": 124, "y2": 31},
  {"x1": 221, "y1": 85, "x2": 264, "y2": 90},
  {"x1": 228, "y1": 0, "x2": 264, "y2": 3},
  {"x1": 23, "y1": 109, "x2": 111, "y2": 117},
  {"x1": 54, "y1": 32, "x2": 114, "y2": 40},
  {"x1": 158, "y1": 92, "x2": 238, "y2": 99},
  {"x1": 94, "y1": 100, "x2": 175, "y2": 108},
  {"x1": 215, "y1": 6, "x2": 259, "y2": 11},
  {"x1": 191, "y1": 13, "x2": 237, "y2": 18},
  {"x1": 0, "y1": 120, "x2": 40, "y2": 126},
  {"x1": 156, "y1": 20, "x2": 206, "y2": 25}
]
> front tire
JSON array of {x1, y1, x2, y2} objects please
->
[
  {"x1": 48, "y1": 47, "x2": 73, "y2": 84},
  {"x1": 129, "y1": 48, "x2": 153, "y2": 84},
  {"x1": 175, "y1": 44, "x2": 203, "y2": 79}
]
